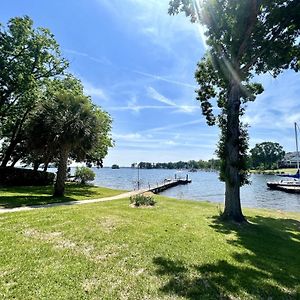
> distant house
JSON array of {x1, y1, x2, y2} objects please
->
[{"x1": 279, "y1": 152, "x2": 300, "y2": 168}]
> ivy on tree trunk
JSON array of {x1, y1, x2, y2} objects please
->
[{"x1": 223, "y1": 81, "x2": 245, "y2": 222}]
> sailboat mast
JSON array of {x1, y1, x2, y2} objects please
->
[{"x1": 295, "y1": 122, "x2": 299, "y2": 170}]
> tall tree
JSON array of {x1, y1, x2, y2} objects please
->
[
  {"x1": 28, "y1": 90, "x2": 112, "y2": 197},
  {"x1": 0, "y1": 16, "x2": 68, "y2": 166},
  {"x1": 169, "y1": 0, "x2": 300, "y2": 221},
  {"x1": 250, "y1": 142, "x2": 285, "y2": 170}
]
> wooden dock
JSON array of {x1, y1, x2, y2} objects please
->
[{"x1": 146, "y1": 178, "x2": 192, "y2": 194}]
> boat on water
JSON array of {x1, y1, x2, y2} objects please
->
[
  {"x1": 267, "y1": 179, "x2": 300, "y2": 193},
  {"x1": 267, "y1": 178, "x2": 300, "y2": 188},
  {"x1": 267, "y1": 122, "x2": 300, "y2": 193}
]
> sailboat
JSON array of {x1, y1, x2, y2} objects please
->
[
  {"x1": 267, "y1": 122, "x2": 300, "y2": 192},
  {"x1": 277, "y1": 122, "x2": 300, "y2": 179}
]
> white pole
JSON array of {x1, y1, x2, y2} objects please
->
[
  {"x1": 137, "y1": 163, "x2": 140, "y2": 190},
  {"x1": 295, "y1": 122, "x2": 299, "y2": 171}
]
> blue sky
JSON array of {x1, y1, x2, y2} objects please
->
[{"x1": 2, "y1": 0, "x2": 300, "y2": 166}]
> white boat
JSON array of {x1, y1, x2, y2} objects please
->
[
  {"x1": 267, "y1": 178, "x2": 300, "y2": 189},
  {"x1": 267, "y1": 122, "x2": 300, "y2": 192}
]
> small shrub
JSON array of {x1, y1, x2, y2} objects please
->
[
  {"x1": 74, "y1": 166, "x2": 95, "y2": 184},
  {"x1": 130, "y1": 194, "x2": 156, "y2": 207}
]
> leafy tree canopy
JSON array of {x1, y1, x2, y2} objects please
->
[
  {"x1": 27, "y1": 81, "x2": 113, "y2": 196},
  {"x1": 250, "y1": 142, "x2": 285, "y2": 169},
  {"x1": 0, "y1": 16, "x2": 68, "y2": 167},
  {"x1": 0, "y1": 16, "x2": 68, "y2": 118}
]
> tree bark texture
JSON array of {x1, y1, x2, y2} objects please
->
[
  {"x1": 1, "y1": 138, "x2": 19, "y2": 167},
  {"x1": 222, "y1": 81, "x2": 246, "y2": 222},
  {"x1": 53, "y1": 147, "x2": 69, "y2": 197},
  {"x1": 1, "y1": 108, "x2": 31, "y2": 167},
  {"x1": 43, "y1": 160, "x2": 49, "y2": 172},
  {"x1": 33, "y1": 161, "x2": 40, "y2": 171}
]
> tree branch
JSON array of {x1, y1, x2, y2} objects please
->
[{"x1": 241, "y1": 12, "x2": 294, "y2": 73}]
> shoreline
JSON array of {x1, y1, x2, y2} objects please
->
[{"x1": 1, "y1": 184, "x2": 300, "y2": 215}]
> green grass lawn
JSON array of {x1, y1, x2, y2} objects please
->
[
  {"x1": 0, "y1": 183, "x2": 126, "y2": 208},
  {"x1": 0, "y1": 192, "x2": 299, "y2": 299},
  {"x1": 250, "y1": 168, "x2": 298, "y2": 174}
]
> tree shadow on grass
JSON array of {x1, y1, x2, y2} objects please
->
[
  {"x1": 153, "y1": 216, "x2": 300, "y2": 299},
  {"x1": 0, "y1": 195, "x2": 77, "y2": 208},
  {"x1": 0, "y1": 184, "x2": 98, "y2": 208}
]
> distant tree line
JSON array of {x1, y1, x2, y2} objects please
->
[
  {"x1": 131, "y1": 159, "x2": 221, "y2": 170},
  {"x1": 132, "y1": 141, "x2": 287, "y2": 172}
]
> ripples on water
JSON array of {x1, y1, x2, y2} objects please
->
[{"x1": 83, "y1": 168, "x2": 300, "y2": 212}]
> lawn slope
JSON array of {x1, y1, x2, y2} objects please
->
[{"x1": 0, "y1": 195, "x2": 299, "y2": 299}]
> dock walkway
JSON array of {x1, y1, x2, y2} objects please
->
[
  {"x1": 0, "y1": 177, "x2": 192, "y2": 214},
  {"x1": 147, "y1": 178, "x2": 192, "y2": 194}
]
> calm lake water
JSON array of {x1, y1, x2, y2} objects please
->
[{"x1": 85, "y1": 168, "x2": 300, "y2": 212}]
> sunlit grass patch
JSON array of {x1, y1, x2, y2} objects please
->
[{"x1": 0, "y1": 196, "x2": 299, "y2": 299}]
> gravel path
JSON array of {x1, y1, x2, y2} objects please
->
[{"x1": 0, "y1": 189, "x2": 148, "y2": 214}]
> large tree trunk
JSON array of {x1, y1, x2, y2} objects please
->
[
  {"x1": 43, "y1": 153, "x2": 52, "y2": 172},
  {"x1": 1, "y1": 108, "x2": 31, "y2": 167},
  {"x1": 43, "y1": 160, "x2": 49, "y2": 172},
  {"x1": 1, "y1": 138, "x2": 19, "y2": 167},
  {"x1": 53, "y1": 147, "x2": 69, "y2": 197},
  {"x1": 10, "y1": 156, "x2": 20, "y2": 167},
  {"x1": 222, "y1": 81, "x2": 246, "y2": 222},
  {"x1": 33, "y1": 161, "x2": 40, "y2": 171}
]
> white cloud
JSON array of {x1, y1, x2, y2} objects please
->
[
  {"x1": 110, "y1": 96, "x2": 171, "y2": 113},
  {"x1": 94, "y1": 0, "x2": 206, "y2": 54},
  {"x1": 83, "y1": 81, "x2": 109, "y2": 101},
  {"x1": 127, "y1": 97, "x2": 140, "y2": 113},
  {"x1": 125, "y1": 0, "x2": 205, "y2": 51},
  {"x1": 113, "y1": 133, "x2": 142, "y2": 141},
  {"x1": 147, "y1": 86, "x2": 199, "y2": 113},
  {"x1": 64, "y1": 48, "x2": 111, "y2": 65},
  {"x1": 242, "y1": 71, "x2": 300, "y2": 131},
  {"x1": 286, "y1": 113, "x2": 300, "y2": 124},
  {"x1": 107, "y1": 88, "x2": 199, "y2": 114},
  {"x1": 133, "y1": 70, "x2": 197, "y2": 89},
  {"x1": 141, "y1": 119, "x2": 203, "y2": 133},
  {"x1": 108, "y1": 105, "x2": 171, "y2": 112},
  {"x1": 175, "y1": 105, "x2": 199, "y2": 114},
  {"x1": 164, "y1": 140, "x2": 176, "y2": 145},
  {"x1": 147, "y1": 87, "x2": 177, "y2": 106}
]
